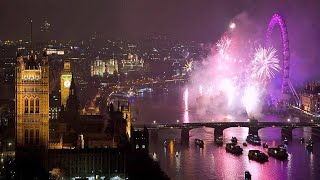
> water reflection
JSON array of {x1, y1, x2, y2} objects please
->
[
  {"x1": 184, "y1": 111, "x2": 189, "y2": 123},
  {"x1": 184, "y1": 88, "x2": 189, "y2": 123},
  {"x1": 139, "y1": 92, "x2": 320, "y2": 180}
]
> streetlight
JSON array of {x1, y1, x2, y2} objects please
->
[
  {"x1": 287, "y1": 118, "x2": 290, "y2": 122},
  {"x1": 153, "y1": 120, "x2": 156, "y2": 124},
  {"x1": 176, "y1": 120, "x2": 180, "y2": 123}
]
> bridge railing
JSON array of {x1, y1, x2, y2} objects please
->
[{"x1": 134, "y1": 122, "x2": 320, "y2": 129}]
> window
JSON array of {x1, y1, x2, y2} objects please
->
[
  {"x1": 35, "y1": 129, "x2": 39, "y2": 145},
  {"x1": 30, "y1": 99, "x2": 34, "y2": 113},
  {"x1": 30, "y1": 129, "x2": 34, "y2": 145},
  {"x1": 35, "y1": 99, "x2": 39, "y2": 113},
  {"x1": 24, "y1": 129, "x2": 29, "y2": 144},
  {"x1": 24, "y1": 99, "x2": 28, "y2": 113}
]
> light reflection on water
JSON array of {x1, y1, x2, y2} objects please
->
[{"x1": 133, "y1": 92, "x2": 320, "y2": 180}]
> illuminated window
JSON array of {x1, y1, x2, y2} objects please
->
[
  {"x1": 35, "y1": 99, "x2": 40, "y2": 113},
  {"x1": 30, "y1": 129, "x2": 34, "y2": 145},
  {"x1": 30, "y1": 99, "x2": 34, "y2": 113},
  {"x1": 24, "y1": 129, "x2": 29, "y2": 144},
  {"x1": 35, "y1": 129, "x2": 39, "y2": 145},
  {"x1": 24, "y1": 99, "x2": 28, "y2": 113}
]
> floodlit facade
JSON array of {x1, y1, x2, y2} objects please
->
[
  {"x1": 91, "y1": 59, "x2": 118, "y2": 77},
  {"x1": 15, "y1": 52, "x2": 49, "y2": 149},
  {"x1": 120, "y1": 54, "x2": 144, "y2": 73}
]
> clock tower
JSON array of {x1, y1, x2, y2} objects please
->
[{"x1": 60, "y1": 60, "x2": 72, "y2": 108}]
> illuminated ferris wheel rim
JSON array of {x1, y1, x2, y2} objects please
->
[{"x1": 265, "y1": 13, "x2": 290, "y2": 93}]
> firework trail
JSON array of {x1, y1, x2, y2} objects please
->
[
  {"x1": 241, "y1": 85, "x2": 260, "y2": 117},
  {"x1": 253, "y1": 46, "x2": 281, "y2": 80},
  {"x1": 216, "y1": 37, "x2": 232, "y2": 60},
  {"x1": 184, "y1": 88, "x2": 189, "y2": 111}
]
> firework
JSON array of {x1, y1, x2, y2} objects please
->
[
  {"x1": 183, "y1": 60, "x2": 193, "y2": 72},
  {"x1": 199, "y1": 85, "x2": 203, "y2": 96},
  {"x1": 253, "y1": 46, "x2": 281, "y2": 80},
  {"x1": 220, "y1": 79, "x2": 235, "y2": 107},
  {"x1": 184, "y1": 88, "x2": 189, "y2": 111},
  {"x1": 216, "y1": 37, "x2": 232, "y2": 57},
  {"x1": 242, "y1": 85, "x2": 260, "y2": 117}
]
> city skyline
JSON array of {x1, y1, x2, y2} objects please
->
[{"x1": 1, "y1": 1, "x2": 320, "y2": 179}]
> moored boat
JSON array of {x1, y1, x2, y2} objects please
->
[
  {"x1": 263, "y1": 143, "x2": 268, "y2": 148},
  {"x1": 246, "y1": 134, "x2": 261, "y2": 146},
  {"x1": 306, "y1": 142, "x2": 313, "y2": 151},
  {"x1": 215, "y1": 136, "x2": 223, "y2": 146},
  {"x1": 225, "y1": 143, "x2": 243, "y2": 155},
  {"x1": 267, "y1": 147, "x2": 288, "y2": 160},
  {"x1": 195, "y1": 139, "x2": 204, "y2": 148},
  {"x1": 248, "y1": 150, "x2": 268, "y2": 163},
  {"x1": 245, "y1": 171, "x2": 252, "y2": 180},
  {"x1": 231, "y1": 137, "x2": 237, "y2": 144},
  {"x1": 278, "y1": 144, "x2": 286, "y2": 149}
]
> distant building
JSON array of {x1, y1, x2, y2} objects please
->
[
  {"x1": 46, "y1": 48, "x2": 64, "y2": 56},
  {"x1": 91, "y1": 59, "x2": 105, "y2": 77},
  {"x1": 108, "y1": 92, "x2": 132, "y2": 139},
  {"x1": 48, "y1": 148, "x2": 127, "y2": 180},
  {"x1": 120, "y1": 53, "x2": 144, "y2": 74},
  {"x1": 91, "y1": 59, "x2": 118, "y2": 77},
  {"x1": 49, "y1": 90, "x2": 61, "y2": 120},
  {"x1": 131, "y1": 127, "x2": 149, "y2": 153},
  {"x1": 300, "y1": 82, "x2": 320, "y2": 113}
]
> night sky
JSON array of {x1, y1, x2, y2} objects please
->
[
  {"x1": 1, "y1": 0, "x2": 320, "y2": 81},
  {"x1": 0, "y1": 0, "x2": 319, "y2": 41}
]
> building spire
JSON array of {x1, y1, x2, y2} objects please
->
[
  {"x1": 30, "y1": 19, "x2": 33, "y2": 50},
  {"x1": 69, "y1": 75, "x2": 77, "y2": 96}
]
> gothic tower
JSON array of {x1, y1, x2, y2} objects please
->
[
  {"x1": 60, "y1": 60, "x2": 72, "y2": 108},
  {"x1": 66, "y1": 76, "x2": 80, "y2": 122},
  {"x1": 122, "y1": 102, "x2": 132, "y2": 139},
  {"x1": 15, "y1": 51, "x2": 49, "y2": 179},
  {"x1": 16, "y1": 51, "x2": 49, "y2": 148}
]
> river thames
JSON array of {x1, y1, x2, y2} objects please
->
[{"x1": 132, "y1": 89, "x2": 320, "y2": 180}]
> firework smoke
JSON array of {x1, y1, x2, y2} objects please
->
[{"x1": 186, "y1": 12, "x2": 268, "y2": 121}]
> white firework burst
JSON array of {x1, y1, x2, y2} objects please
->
[
  {"x1": 253, "y1": 46, "x2": 281, "y2": 80},
  {"x1": 216, "y1": 37, "x2": 232, "y2": 56},
  {"x1": 183, "y1": 60, "x2": 193, "y2": 72}
]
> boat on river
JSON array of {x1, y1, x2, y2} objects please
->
[
  {"x1": 195, "y1": 139, "x2": 204, "y2": 148},
  {"x1": 225, "y1": 143, "x2": 243, "y2": 155},
  {"x1": 215, "y1": 136, "x2": 223, "y2": 146},
  {"x1": 248, "y1": 150, "x2": 268, "y2": 163},
  {"x1": 246, "y1": 134, "x2": 261, "y2": 146},
  {"x1": 267, "y1": 147, "x2": 288, "y2": 160}
]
